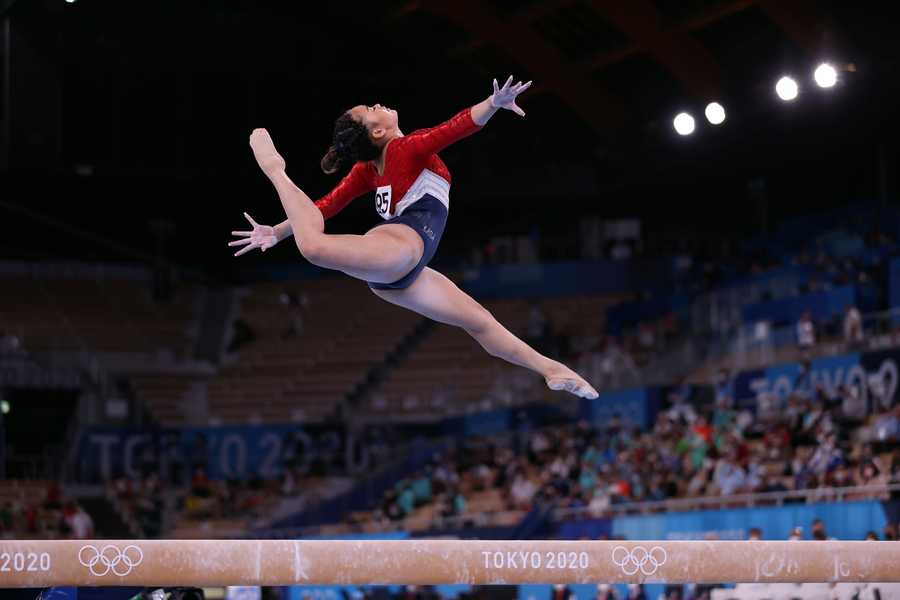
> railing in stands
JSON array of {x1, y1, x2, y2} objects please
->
[
  {"x1": 551, "y1": 482, "x2": 900, "y2": 522},
  {"x1": 708, "y1": 306, "x2": 900, "y2": 372},
  {"x1": 649, "y1": 306, "x2": 900, "y2": 385}
]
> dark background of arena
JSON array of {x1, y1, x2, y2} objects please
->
[{"x1": 1, "y1": 0, "x2": 898, "y2": 275}]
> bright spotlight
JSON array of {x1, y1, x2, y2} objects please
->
[
  {"x1": 775, "y1": 76, "x2": 799, "y2": 101},
  {"x1": 1, "y1": 400, "x2": 9, "y2": 415},
  {"x1": 814, "y1": 63, "x2": 838, "y2": 88},
  {"x1": 705, "y1": 102, "x2": 726, "y2": 125},
  {"x1": 673, "y1": 112, "x2": 695, "y2": 136}
]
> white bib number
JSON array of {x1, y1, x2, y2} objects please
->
[{"x1": 375, "y1": 185, "x2": 392, "y2": 220}]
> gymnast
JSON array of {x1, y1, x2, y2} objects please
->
[{"x1": 230, "y1": 76, "x2": 598, "y2": 399}]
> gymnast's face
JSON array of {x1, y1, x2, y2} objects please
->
[{"x1": 348, "y1": 104, "x2": 399, "y2": 146}]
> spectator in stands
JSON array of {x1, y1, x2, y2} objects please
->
[
  {"x1": 636, "y1": 322, "x2": 656, "y2": 356},
  {"x1": 811, "y1": 518, "x2": 828, "y2": 540},
  {"x1": 624, "y1": 584, "x2": 646, "y2": 600},
  {"x1": 807, "y1": 432, "x2": 842, "y2": 476},
  {"x1": 588, "y1": 485, "x2": 611, "y2": 516},
  {"x1": 44, "y1": 482, "x2": 62, "y2": 511},
  {"x1": 856, "y1": 460, "x2": 887, "y2": 490},
  {"x1": 843, "y1": 304, "x2": 864, "y2": 350},
  {"x1": 796, "y1": 310, "x2": 816, "y2": 358},
  {"x1": 450, "y1": 488, "x2": 466, "y2": 516},
  {"x1": 63, "y1": 502, "x2": 94, "y2": 539},
  {"x1": 685, "y1": 459, "x2": 712, "y2": 497},
  {"x1": 191, "y1": 467, "x2": 212, "y2": 498},
  {"x1": 396, "y1": 483, "x2": 415, "y2": 517},
  {"x1": 714, "y1": 368, "x2": 734, "y2": 408},
  {"x1": 510, "y1": 470, "x2": 538, "y2": 510},
  {"x1": 873, "y1": 405, "x2": 900, "y2": 442},
  {"x1": 838, "y1": 384, "x2": 866, "y2": 421},
  {"x1": 596, "y1": 584, "x2": 619, "y2": 600},
  {"x1": 530, "y1": 430, "x2": 551, "y2": 457},
  {"x1": 667, "y1": 386, "x2": 698, "y2": 425},
  {"x1": 551, "y1": 584, "x2": 572, "y2": 600},
  {"x1": 134, "y1": 475, "x2": 163, "y2": 536},
  {"x1": 713, "y1": 453, "x2": 746, "y2": 496}
]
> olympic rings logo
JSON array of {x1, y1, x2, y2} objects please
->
[
  {"x1": 611, "y1": 545, "x2": 667, "y2": 576},
  {"x1": 78, "y1": 544, "x2": 144, "y2": 577}
]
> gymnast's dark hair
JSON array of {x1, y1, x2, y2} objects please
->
[{"x1": 321, "y1": 111, "x2": 381, "y2": 174}]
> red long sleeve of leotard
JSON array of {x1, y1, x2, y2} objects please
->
[
  {"x1": 403, "y1": 108, "x2": 481, "y2": 156},
  {"x1": 314, "y1": 161, "x2": 374, "y2": 220}
]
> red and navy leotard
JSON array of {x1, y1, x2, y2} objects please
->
[{"x1": 315, "y1": 108, "x2": 481, "y2": 221}]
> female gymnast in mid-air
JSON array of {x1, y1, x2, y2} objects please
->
[{"x1": 229, "y1": 76, "x2": 598, "y2": 399}]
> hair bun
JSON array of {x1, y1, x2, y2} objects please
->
[{"x1": 320, "y1": 146, "x2": 341, "y2": 174}]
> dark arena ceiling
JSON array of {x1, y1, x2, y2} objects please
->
[{"x1": 0, "y1": 0, "x2": 898, "y2": 269}]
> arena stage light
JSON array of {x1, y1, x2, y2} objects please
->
[
  {"x1": 673, "y1": 112, "x2": 695, "y2": 135},
  {"x1": 704, "y1": 102, "x2": 726, "y2": 125},
  {"x1": 776, "y1": 76, "x2": 799, "y2": 101},
  {"x1": 814, "y1": 63, "x2": 838, "y2": 88}
]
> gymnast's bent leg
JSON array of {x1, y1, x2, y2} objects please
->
[
  {"x1": 249, "y1": 128, "x2": 423, "y2": 284},
  {"x1": 371, "y1": 267, "x2": 599, "y2": 399}
]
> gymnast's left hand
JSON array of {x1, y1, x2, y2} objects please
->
[
  {"x1": 229, "y1": 212, "x2": 278, "y2": 256},
  {"x1": 490, "y1": 75, "x2": 532, "y2": 117}
]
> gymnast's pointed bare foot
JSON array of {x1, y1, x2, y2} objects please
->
[
  {"x1": 545, "y1": 362, "x2": 599, "y2": 399},
  {"x1": 250, "y1": 128, "x2": 286, "y2": 176}
]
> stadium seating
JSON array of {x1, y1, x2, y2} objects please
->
[
  {"x1": 0, "y1": 272, "x2": 199, "y2": 358},
  {"x1": 203, "y1": 277, "x2": 421, "y2": 424}
]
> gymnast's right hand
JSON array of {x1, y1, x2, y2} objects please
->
[{"x1": 229, "y1": 212, "x2": 278, "y2": 256}]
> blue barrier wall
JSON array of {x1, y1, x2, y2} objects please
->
[
  {"x1": 610, "y1": 501, "x2": 886, "y2": 542},
  {"x1": 460, "y1": 259, "x2": 669, "y2": 299}
]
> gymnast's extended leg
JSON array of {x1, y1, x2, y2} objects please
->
[
  {"x1": 371, "y1": 267, "x2": 598, "y2": 399},
  {"x1": 248, "y1": 128, "x2": 423, "y2": 284}
]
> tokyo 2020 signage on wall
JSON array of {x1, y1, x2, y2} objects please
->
[{"x1": 77, "y1": 424, "x2": 376, "y2": 481}]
